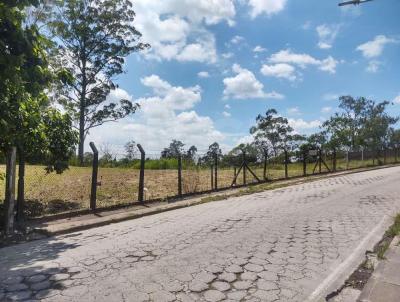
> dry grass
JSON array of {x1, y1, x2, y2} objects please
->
[{"x1": 0, "y1": 156, "x2": 398, "y2": 217}]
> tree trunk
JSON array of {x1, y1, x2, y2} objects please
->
[
  {"x1": 4, "y1": 147, "x2": 17, "y2": 235},
  {"x1": 78, "y1": 119, "x2": 85, "y2": 166},
  {"x1": 16, "y1": 149, "x2": 25, "y2": 222}
]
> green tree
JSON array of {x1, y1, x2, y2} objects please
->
[
  {"x1": 0, "y1": 0, "x2": 77, "y2": 223},
  {"x1": 323, "y1": 96, "x2": 397, "y2": 152},
  {"x1": 250, "y1": 109, "x2": 304, "y2": 156},
  {"x1": 161, "y1": 140, "x2": 185, "y2": 158},
  {"x1": 124, "y1": 140, "x2": 137, "y2": 161},
  {"x1": 48, "y1": 0, "x2": 150, "y2": 164},
  {"x1": 200, "y1": 142, "x2": 222, "y2": 164}
]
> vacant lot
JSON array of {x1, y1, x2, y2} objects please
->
[{"x1": 0, "y1": 155, "x2": 394, "y2": 217}]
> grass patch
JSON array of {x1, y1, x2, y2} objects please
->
[
  {"x1": 385, "y1": 213, "x2": 400, "y2": 238},
  {"x1": 377, "y1": 241, "x2": 391, "y2": 260}
]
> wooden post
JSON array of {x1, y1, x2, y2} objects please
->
[
  {"x1": 178, "y1": 154, "x2": 182, "y2": 197},
  {"x1": 89, "y1": 142, "x2": 99, "y2": 210},
  {"x1": 318, "y1": 149, "x2": 322, "y2": 173},
  {"x1": 214, "y1": 153, "x2": 218, "y2": 190},
  {"x1": 333, "y1": 149, "x2": 337, "y2": 172},
  {"x1": 384, "y1": 148, "x2": 387, "y2": 165},
  {"x1": 284, "y1": 150, "x2": 288, "y2": 179},
  {"x1": 242, "y1": 151, "x2": 247, "y2": 185},
  {"x1": 263, "y1": 150, "x2": 268, "y2": 181},
  {"x1": 210, "y1": 165, "x2": 214, "y2": 190},
  {"x1": 233, "y1": 166, "x2": 237, "y2": 185},
  {"x1": 4, "y1": 147, "x2": 17, "y2": 235},
  {"x1": 303, "y1": 150, "x2": 307, "y2": 177},
  {"x1": 137, "y1": 144, "x2": 145, "y2": 203},
  {"x1": 16, "y1": 149, "x2": 25, "y2": 222}
]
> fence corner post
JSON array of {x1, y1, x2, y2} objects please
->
[
  {"x1": 89, "y1": 142, "x2": 99, "y2": 210},
  {"x1": 284, "y1": 149, "x2": 288, "y2": 179},
  {"x1": 178, "y1": 154, "x2": 182, "y2": 197},
  {"x1": 4, "y1": 147, "x2": 17, "y2": 235},
  {"x1": 303, "y1": 150, "x2": 307, "y2": 177},
  {"x1": 137, "y1": 144, "x2": 145, "y2": 203}
]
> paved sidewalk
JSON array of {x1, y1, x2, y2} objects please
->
[{"x1": 358, "y1": 236, "x2": 400, "y2": 302}]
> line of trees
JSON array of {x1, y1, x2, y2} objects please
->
[{"x1": 92, "y1": 95, "x2": 399, "y2": 169}]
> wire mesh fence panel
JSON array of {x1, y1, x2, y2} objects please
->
[
  {"x1": 218, "y1": 167, "x2": 238, "y2": 188},
  {"x1": 22, "y1": 165, "x2": 91, "y2": 217},
  {"x1": 287, "y1": 161, "x2": 304, "y2": 178},
  {"x1": 267, "y1": 156, "x2": 286, "y2": 180},
  {"x1": 182, "y1": 155, "x2": 211, "y2": 194},
  {"x1": 96, "y1": 166, "x2": 139, "y2": 208},
  {"x1": 141, "y1": 153, "x2": 179, "y2": 201}
]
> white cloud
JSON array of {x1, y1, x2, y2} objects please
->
[
  {"x1": 268, "y1": 49, "x2": 338, "y2": 74},
  {"x1": 231, "y1": 35, "x2": 245, "y2": 44},
  {"x1": 222, "y1": 52, "x2": 234, "y2": 59},
  {"x1": 288, "y1": 118, "x2": 321, "y2": 131},
  {"x1": 88, "y1": 77, "x2": 224, "y2": 152},
  {"x1": 223, "y1": 64, "x2": 284, "y2": 100},
  {"x1": 356, "y1": 35, "x2": 398, "y2": 58},
  {"x1": 316, "y1": 24, "x2": 341, "y2": 49},
  {"x1": 321, "y1": 106, "x2": 332, "y2": 113},
  {"x1": 134, "y1": 0, "x2": 236, "y2": 63},
  {"x1": 323, "y1": 93, "x2": 340, "y2": 101},
  {"x1": 366, "y1": 60, "x2": 381, "y2": 73},
  {"x1": 393, "y1": 94, "x2": 400, "y2": 104},
  {"x1": 287, "y1": 107, "x2": 301, "y2": 115},
  {"x1": 198, "y1": 71, "x2": 210, "y2": 78},
  {"x1": 260, "y1": 63, "x2": 296, "y2": 81},
  {"x1": 253, "y1": 45, "x2": 267, "y2": 52},
  {"x1": 222, "y1": 111, "x2": 231, "y2": 117},
  {"x1": 247, "y1": 0, "x2": 287, "y2": 18},
  {"x1": 224, "y1": 104, "x2": 231, "y2": 109}
]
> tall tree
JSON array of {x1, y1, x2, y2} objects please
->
[
  {"x1": 124, "y1": 140, "x2": 137, "y2": 161},
  {"x1": 161, "y1": 140, "x2": 185, "y2": 158},
  {"x1": 48, "y1": 0, "x2": 150, "y2": 164},
  {"x1": 200, "y1": 142, "x2": 222, "y2": 164},
  {"x1": 323, "y1": 96, "x2": 397, "y2": 151},
  {"x1": 250, "y1": 109, "x2": 304, "y2": 156}
]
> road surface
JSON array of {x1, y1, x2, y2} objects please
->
[{"x1": 1, "y1": 166, "x2": 400, "y2": 302}]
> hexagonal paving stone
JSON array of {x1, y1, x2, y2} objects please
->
[
  {"x1": 218, "y1": 272, "x2": 236, "y2": 283},
  {"x1": 203, "y1": 289, "x2": 225, "y2": 302},
  {"x1": 211, "y1": 281, "x2": 230, "y2": 291},
  {"x1": 225, "y1": 264, "x2": 243, "y2": 273},
  {"x1": 233, "y1": 280, "x2": 253, "y2": 290}
]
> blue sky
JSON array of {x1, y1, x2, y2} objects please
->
[{"x1": 88, "y1": 0, "x2": 400, "y2": 154}]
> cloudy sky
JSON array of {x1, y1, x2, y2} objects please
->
[{"x1": 88, "y1": 0, "x2": 400, "y2": 154}]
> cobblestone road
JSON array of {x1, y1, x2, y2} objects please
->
[{"x1": 2, "y1": 167, "x2": 400, "y2": 302}]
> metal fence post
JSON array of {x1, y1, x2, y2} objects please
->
[
  {"x1": 4, "y1": 147, "x2": 17, "y2": 235},
  {"x1": 89, "y1": 142, "x2": 99, "y2": 210},
  {"x1": 284, "y1": 149, "x2": 288, "y2": 179},
  {"x1": 303, "y1": 150, "x2": 307, "y2": 177},
  {"x1": 178, "y1": 154, "x2": 182, "y2": 197},
  {"x1": 137, "y1": 144, "x2": 145, "y2": 203},
  {"x1": 214, "y1": 153, "x2": 218, "y2": 190},
  {"x1": 243, "y1": 151, "x2": 247, "y2": 185}
]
